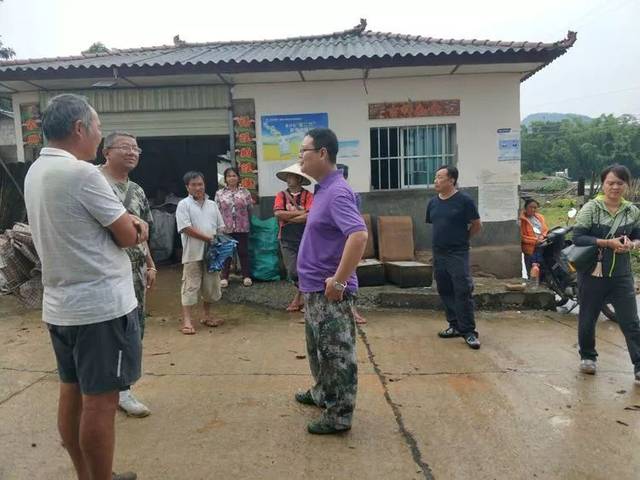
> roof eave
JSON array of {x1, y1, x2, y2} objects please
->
[
  {"x1": 0, "y1": 49, "x2": 567, "y2": 82},
  {"x1": 520, "y1": 31, "x2": 577, "y2": 82}
]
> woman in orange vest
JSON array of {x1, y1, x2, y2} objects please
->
[{"x1": 520, "y1": 198, "x2": 549, "y2": 276}]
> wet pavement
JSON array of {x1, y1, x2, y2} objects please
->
[{"x1": 1, "y1": 268, "x2": 640, "y2": 480}]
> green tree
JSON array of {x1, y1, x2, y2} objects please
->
[
  {"x1": 521, "y1": 114, "x2": 640, "y2": 180},
  {"x1": 82, "y1": 42, "x2": 110, "y2": 55}
]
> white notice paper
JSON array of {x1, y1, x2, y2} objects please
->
[
  {"x1": 479, "y1": 183, "x2": 519, "y2": 222},
  {"x1": 497, "y1": 130, "x2": 521, "y2": 162}
]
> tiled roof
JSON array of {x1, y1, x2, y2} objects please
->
[{"x1": 0, "y1": 20, "x2": 576, "y2": 76}]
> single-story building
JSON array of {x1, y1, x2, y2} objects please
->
[
  {"x1": 0, "y1": 108, "x2": 17, "y2": 163},
  {"x1": 0, "y1": 20, "x2": 576, "y2": 277}
]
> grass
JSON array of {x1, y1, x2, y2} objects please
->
[
  {"x1": 539, "y1": 197, "x2": 577, "y2": 229},
  {"x1": 539, "y1": 196, "x2": 640, "y2": 277}
]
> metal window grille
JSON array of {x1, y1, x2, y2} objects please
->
[{"x1": 370, "y1": 124, "x2": 456, "y2": 190}]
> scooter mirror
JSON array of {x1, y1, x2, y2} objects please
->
[{"x1": 567, "y1": 208, "x2": 578, "y2": 219}]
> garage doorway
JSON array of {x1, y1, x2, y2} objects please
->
[{"x1": 131, "y1": 135, "x2": 230, "y2": 200}]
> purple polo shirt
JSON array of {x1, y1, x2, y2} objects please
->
[{"x1": 297, "y1": 170, "x2": 367, "y2": 293}]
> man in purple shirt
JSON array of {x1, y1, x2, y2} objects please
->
[{"x1": 295, "y1": 128, "x2": 368, "y2": 434}]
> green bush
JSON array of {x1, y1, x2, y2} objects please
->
[
  {"x1": 540, "y1": 177, "x2": 569, "y2": 193},
  {"x1": 548, "y1": 197, "x2": 575, "y2": 209},
  {"x1": 521, "y1": 171, "x2": 547, "y2": 181}
]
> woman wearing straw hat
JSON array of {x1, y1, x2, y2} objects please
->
[{"x1": 274, "y1": 163, "x2": 314, "y2": 312}]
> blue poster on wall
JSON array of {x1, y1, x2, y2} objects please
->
[{"x1": 261, "y1": 113, "x2": 328, "y2": 161}]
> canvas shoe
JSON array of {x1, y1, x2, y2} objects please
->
[
  {"x1": 580, "y1": 359, "x2": 597, "y2": 375},
  {"x1": 307, "y1": 417, "x2": 351, "y2": 435},
  {"x1": 119, "y1": 390, "x2": 151, "y2": 418}
]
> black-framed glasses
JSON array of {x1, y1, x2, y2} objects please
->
[
  {"x1": 109, "y1": 145, "x2": 142, "y2": 155},
  {"x1": 298, "y1": 147, "x2": 322, "y2": 157}
]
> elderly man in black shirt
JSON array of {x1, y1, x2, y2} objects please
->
[{"x1": 426, "y1": 165, "x2": 482, "y2": 349}]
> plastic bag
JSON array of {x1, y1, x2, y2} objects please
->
[
  {"x1": 206, "y1": 234, "x2": 239, "y2": 273},
  {"x1": 249, "y1": 216, "x2": 281, "y2": 281}
]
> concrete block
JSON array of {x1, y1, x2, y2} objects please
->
[
  {"x1": 469, "y1": 245, "x2": 522, "y2": 279},
  {"x1": 377, "y1": 216, "x2": 415, "y2": 262},
  {"x1": 385, "y1": 261, "x2": 433, "y2": 288},
  {"x1": 357, "y1": 258, "x2": 385, "y2": 287},
  {"x1": 362, "y1": 214, "x2": 376, "y2": 259}
]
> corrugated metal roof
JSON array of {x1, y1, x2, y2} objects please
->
[{"x1": 0, "y1": 20, "x2": 576, "y2": 74}]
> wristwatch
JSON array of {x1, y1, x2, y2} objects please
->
[{"x1": 334, "y1": 280, "x2": 347, "y2": 291}]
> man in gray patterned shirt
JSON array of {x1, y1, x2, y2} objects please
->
[{"x1": 100, "y1": 132, "x2": 155, "y2": 418}]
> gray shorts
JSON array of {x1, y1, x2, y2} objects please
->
[{"x1": 47, "y1": 310, "x2": 142, "y2": 395}]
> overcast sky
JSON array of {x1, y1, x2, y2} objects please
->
[{"x1": 0, "y1": 0, "x2": 637, "y2": 119}]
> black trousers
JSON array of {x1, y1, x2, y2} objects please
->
[
  {"x1": 433, "y1": 250, "x2": 477, "y2": 335},
  {"x1": 578, "y1": 273, "x2": 640, "y2": 371}
]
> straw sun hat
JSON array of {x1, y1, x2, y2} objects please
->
[{"x1": 276, "y1": 163, "x2": 314, "y2": 186}]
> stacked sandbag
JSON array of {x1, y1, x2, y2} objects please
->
[{"x1": 0, "y1": 222, "x2": 42, "y2": 308}]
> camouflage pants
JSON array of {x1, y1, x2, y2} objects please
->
[
  {"x1": 303, "y1": 292, "x2": 358, "y2": 428},
  {"x1": 131, "y1": 260, "x2": 147, "y2": 340}
]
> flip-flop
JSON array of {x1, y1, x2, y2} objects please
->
[
  {"x1": 354, "y1": 313, "x2": 367, "y2": 325},
  {"x1": 286, "y1": 303, "x2": 303, "y2": 312},
  {"x1": 200, "y1": 318, "x2": 220, "y2": 328},
  {"x1": 180, "y1": 325, "x2": 196, "y2": 335}
]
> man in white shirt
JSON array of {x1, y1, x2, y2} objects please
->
[
  {"x1": 175, "y1": 171, "x2": 225, "y2": 334},
  {"x1": 24, "y1": 94, "x2": 147, "y2": 480}
]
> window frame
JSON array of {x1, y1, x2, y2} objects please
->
[{"x1": 370, "y1": 123, "x2": 457, "y2": 191}]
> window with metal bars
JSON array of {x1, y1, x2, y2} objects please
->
[{"x1": 370, "y1": 124, "x2": 456, "y2": 190}]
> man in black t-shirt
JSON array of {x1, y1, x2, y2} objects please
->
[{"x1": 426, "y1": 165, "x2": 482, "y2": 349}]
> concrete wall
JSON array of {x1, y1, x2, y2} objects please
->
[
  {"x1": 233, "y1": 72, "x2": 522, "y2": 223},
  {"x1": 238, "y1": 72, "x2": 523, "y2": 278},
  {"x1": 255, "y1": 187, "x2": 521, "y2": 278},
  {"x1": 0, "y1": 117, "x2": 16, "y2": 147}
]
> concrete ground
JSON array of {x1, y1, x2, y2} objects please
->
[{"x1": 1, "y1": 269, "x2": 640, "y2": 480}]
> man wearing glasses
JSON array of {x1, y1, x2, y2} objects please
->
[
  {"x1": 295, "y1": 128, "x2": 368, "y2": 434},
  {"x1": 100, "y1": 132, "x2": 155, "y2": 418}
]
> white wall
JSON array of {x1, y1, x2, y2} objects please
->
[
  {"x1": 0, "y1": 117, "x2": 16, "y2": 146},
  {"x1": 234, "y1": 72, "x2": 522, "y2": 222}
]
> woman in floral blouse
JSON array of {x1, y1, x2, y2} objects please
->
[{"x1": 215, "y1": 167, "x2": 253, "y2": 287}]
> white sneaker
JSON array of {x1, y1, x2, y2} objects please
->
[
  {"x1": 220, "y1": 279, "x2": 229, "y2": 288},
  {"x1": 119, "y1": 390, "x2": 151, "y2": 418},
  {"x1": 579, "y1": 359, "x2": 597, "y2": 375}
]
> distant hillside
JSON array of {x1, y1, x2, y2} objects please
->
[{"x1": 521, "y1": 112, "x2": 593, "y2": 127}]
